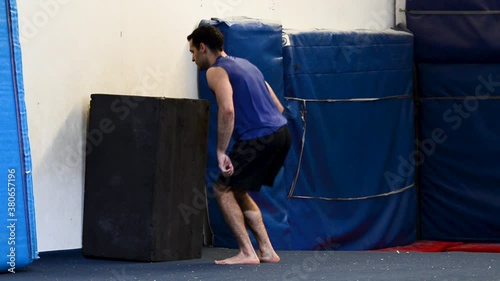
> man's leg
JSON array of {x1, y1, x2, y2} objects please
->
[
  {"x1": 213, "y1": 183, "x2": 260, "y2": 265},
  {"x1": 234, "y1": 190, "x2": 280, "y2": 263}
]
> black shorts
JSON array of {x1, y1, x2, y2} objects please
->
[{"x1": 217, "y1": 125, "x2": 291, "y2": 191}]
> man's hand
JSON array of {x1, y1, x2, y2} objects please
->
[{"x1": 218, "y1": 152, "x2": 234, "y2": 178}]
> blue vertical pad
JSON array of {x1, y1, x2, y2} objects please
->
[
  {"x1": 0, "y1": 0, "x2": 38, "y2": 273},
  {"x1": 197, "y1": 18, "x2": 291, "y2": 250},
  {"x1": 418, "y1": 64, "x2": 500, "y2": 241},
  {"x1": 405, "y1": 0, "x2": 500, "y2": 63},
  {"x1": 283, "y1": 29, "x2": 417, "y2": 250}
]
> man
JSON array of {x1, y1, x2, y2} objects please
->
[{"x1": 187, "y1": 24, "x2": 291, "y2": 265}]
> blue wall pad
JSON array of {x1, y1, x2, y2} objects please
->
[
  {"x1": 405, "y1": 0, "x2": 500, "y2": 63},
  {"x1": 282, "y1": 29, "x2": 416, "y2": 249},
  {"x1": 197, "y1": 18, "x2": 292, "y2": 250},
  {"x1": 0, "y1": 0, "x2": 38, "y2": 273},
  {"x1": 417, "y1": 64, "x2": 500, "y2": 242}
]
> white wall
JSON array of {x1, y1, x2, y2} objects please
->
[{"x1": 16, "y1": 0, "x2": 398, "y2": 252}]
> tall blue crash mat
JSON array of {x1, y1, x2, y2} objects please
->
[
  {"x1": 417, "y1": 65, "x2": 500, "y2": 242},
  {"x1": 405, "y1": 0, "x2": 500, "y2": 242},
  {"x1": 0, "y1": 0, "x2": 38, "y2": 273},
  {"x1": 405, "y1": 0, "x2": 500, "y2": 63},
  {"x1": 283, "y1": 29, "x2": 416, "y2": 250},
  {"x1": 196, "y1": 18, "x2": 292, "y2": 250}
]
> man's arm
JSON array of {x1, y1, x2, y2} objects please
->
[
  {"x1": 207, "y1": 67, "x2": 235, "y2": 176},
  {"x1": 265, "y1": 81, "x2": 284, "y2": 113}
]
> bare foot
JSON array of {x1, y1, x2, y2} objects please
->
[
  {"x1": 214, "y1": 252, "x2": 260, "y2": 265},
  {"x1": 258, "y1": 250, "x2": 280, "y2": 263}
]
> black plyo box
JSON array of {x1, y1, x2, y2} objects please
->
[{"x1": 82, "y1": 94, "x2": 209, "y2": 262}]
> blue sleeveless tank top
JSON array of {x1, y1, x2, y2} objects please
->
[{"x1": 212, "y1": 56, "x2": 287, "y2": 140}]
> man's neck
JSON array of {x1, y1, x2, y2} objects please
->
[{"x1": 208, "y1": 51, "x2": 228, "y2": 66}]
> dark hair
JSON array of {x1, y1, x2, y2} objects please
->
[{"x1": 187, "y1": 24, "x2": 224, "y2": 51}]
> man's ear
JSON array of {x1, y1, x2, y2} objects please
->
[{"x1": 199, "y1": 43, "x2": 206, "y2": 53}]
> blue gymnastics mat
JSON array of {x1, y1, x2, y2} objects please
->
[
  {"x1": 417, "y1": 64, "x2": 500, "y2": 242},
  {"x1": 0, "y1": 0, "x2": 38, "y2": 273},
  {"x1": 282, "y1": 29, "x2": 416, "y2": 250},
  {"x1": 405, "y1": 0, "x2": 500, "y2": 63},
  {"x1": 197, "y1": 17, "x2": 292, "y2": 250}
]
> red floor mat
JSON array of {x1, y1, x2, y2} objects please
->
[
  {"x1": 374, "y1": 241, "x2": 464, "y2": 252},
  {"x1": 445, "y1": 243, "x2": 500, "y2": 253},
  {"x1": 374, "y1": 241, "x2": 500, "y2": 252}
]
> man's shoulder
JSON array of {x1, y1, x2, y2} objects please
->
[{"x1": 206, "y1": 66, "x2": 229, "y2": 82}]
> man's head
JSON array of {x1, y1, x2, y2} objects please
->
[{"x1": 187, "y1": 25, "x2": 224, "y2": 70}]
